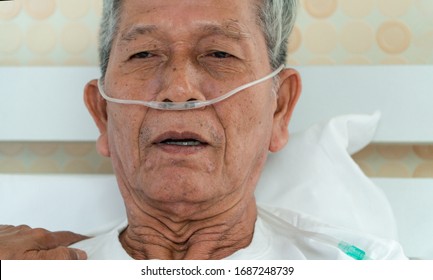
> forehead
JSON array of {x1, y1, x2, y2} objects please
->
[{"x1": 116, "y1": 0, "x2": 262, "y2": 40}]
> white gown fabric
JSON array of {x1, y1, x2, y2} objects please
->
[{"x1": 72, "y1": 205, "x2": 407, "y2": 260}]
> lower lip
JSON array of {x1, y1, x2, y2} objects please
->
[{"x1": 155, "y1": 143, "x2": 208, "y2": 154}]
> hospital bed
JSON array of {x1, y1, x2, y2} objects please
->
[{"x1": 1, "y1": 65, "x2": 433, "y2": 260}]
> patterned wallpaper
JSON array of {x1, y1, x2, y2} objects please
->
[
  {"x1": 1, "y1": 0, "x2": 433, "y2": 176},
  {"x1": 0, "y1": 142, "x2": 113, "y2": 174},
  {"x1": 291, "y1": 0, "x2": 433, "y2": 65},
  {"x1": 0, "y1": 0, "x2": 101, "y2": 66},
  {"x1": 353, "y1": 144, "x2": 433, "y2": 178},
  {"x1": 1, "y1": 0, "x2": 432, "y2": 65},
  {"x1": 1, "y1": 142, "x2": 433, "y2": 178}
]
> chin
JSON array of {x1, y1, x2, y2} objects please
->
[{"x1": 137, "y1": 176, "x2": 219, "y2": 201}]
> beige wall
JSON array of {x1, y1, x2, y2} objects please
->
[
  {"x1": 291, "y1": 0, "x2": 433, "y2": 65},
  {"x1": 1, "y1": 0, "x2": 432, "y2": 176},
  {"x1": 1, "y1": 142, "x2": 433, "y2": 178},
  {"x1": 1, "y1": 0, "x2": 432, "y2": 65}
]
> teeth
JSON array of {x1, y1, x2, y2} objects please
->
[{"x1": 164, "y1": 140, "x2": 201, "y2": 146}]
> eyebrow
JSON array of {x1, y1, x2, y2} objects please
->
[
  {"x1": 120, "y1": 25, "x2": 158, "y2": 42},
  {"x1": 199, "y1": 20, "x2": 252, "y2": 40},
  {"x1": 119, "y1": 20, "x2": 251, "y2": 43}
]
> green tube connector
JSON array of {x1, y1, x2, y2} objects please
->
[{"x1": 338, "y1": 241, "x2": 368, "y2": 260}]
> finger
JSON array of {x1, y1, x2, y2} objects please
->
[
  {"x1": 0, "y1": 225, "x2": 15, "y2": 230},
  {"x1": 0, "y1": 224, "x2": 31, "y2": 235},
  {"x1": 50, "y1": 231, "x2": 90, "y2": 247},
  {"x1": 30, "y1": 228, "x2": 89, "y2": 249},
  {"x1": 72, "y1": 248, "x2": 88, "y2": 260},
  {"x1": 0, "y1": 225, "x2": 17, "y2": 233},
  {"x1": 32, "y1": 247, "x2": 88, "y2": 260}
]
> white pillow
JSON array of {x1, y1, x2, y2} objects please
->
[
  {"x1": 0, "y1": 112, "x2": 398, "y2": 240},
  {"x1": 256, "y1": 111, "x2": 398, "y2": 240}
]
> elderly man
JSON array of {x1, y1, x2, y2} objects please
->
[
  {"x1": 1, "y1": 0, "x2": 406, "y2": 260},
  {"x1": 79, "y1": 0, "x2": 302, "y2": 260}
]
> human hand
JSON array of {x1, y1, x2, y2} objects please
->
[{"x1": 0, "y1": 224, "x2": 88, "y2": 260}]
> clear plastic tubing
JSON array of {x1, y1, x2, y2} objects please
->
[{"x1": 97, "y1": 64, "x2": 285, "y2": 111}]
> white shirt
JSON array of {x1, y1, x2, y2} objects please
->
[{"x1": 72, "y1": 205, "x2": 407, "y2": 260}]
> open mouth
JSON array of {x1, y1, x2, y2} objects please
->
[
  {"x1": 160, "y1": 139, "x2": 205, "y2": 146},
  {"x1": 153, "y1": 132, "x2": 209, "y2": 148}
]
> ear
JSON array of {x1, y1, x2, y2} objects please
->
[
  {"x1": 269, "y1": 68, "x2": 302, "y2": 153},
  {"x1": 83, "y1": 79, "x2": 110, "y2": 157}
]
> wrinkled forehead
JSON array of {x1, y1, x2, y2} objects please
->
[
  {"x1": 116, "y1": 0, "x2": 261, "y2": 20},
  {"x1": 114, "y1": 0, "x2": 263, "y2": 41}
]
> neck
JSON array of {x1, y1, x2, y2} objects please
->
[{"x1": 119, "y1": 197, "x2": 257, "y2": 260}]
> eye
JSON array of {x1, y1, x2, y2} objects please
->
[
  {"x1": 130, "y1": 51, "x2": 154, "y2": 59},
  {"x1": 208, "y1": 51, "x2": 233, "y2": 59}
]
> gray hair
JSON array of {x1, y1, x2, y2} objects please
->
[{"x1": 98, "y1": 0, "x2": 298, "y2": 78}]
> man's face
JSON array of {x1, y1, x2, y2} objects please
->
[{"x1": 89, "y1": 0, "x2": 299, "y2": 218}]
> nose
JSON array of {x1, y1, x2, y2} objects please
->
[{"x1": 156, "y1": 62, "x2": 206, "y2": 103}]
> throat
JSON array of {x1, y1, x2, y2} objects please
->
[{"x1": 119, "y1": 201, "x2": 257, "y2": 260}]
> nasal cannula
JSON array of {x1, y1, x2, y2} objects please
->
[
  {"x1": 258, "y1": 206, "x2": 371, "y2": 260},
  {"x1": 97, "y1": 64, "x2": 285, "y2": 111}
]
